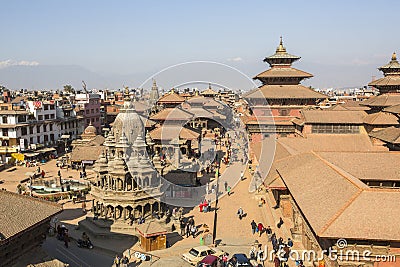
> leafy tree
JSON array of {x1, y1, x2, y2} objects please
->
[{"x1": 63, "y1": 84, "x2": 75, "y2": 94}]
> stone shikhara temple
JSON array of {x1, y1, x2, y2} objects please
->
[{"x1": 88, "y1": 95, "x2": 164, "y2": 229}]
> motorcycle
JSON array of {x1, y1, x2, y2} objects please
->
[{"x1": 77, "y1": 239, "x2": 94, "y2": 249}]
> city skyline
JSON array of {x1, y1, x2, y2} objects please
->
[{"x1": 1, "y1": 0, "x2": 399, "y2": 89}]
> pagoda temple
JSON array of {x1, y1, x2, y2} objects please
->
[
  {"x1": 244, "y1": 38, "x2": 326, "y2": 138},
  {"x1": 363, "y1": 52, "x2": 400, "y2": 112}
]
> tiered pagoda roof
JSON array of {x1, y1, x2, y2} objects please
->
[
  {"x1": 247, "y1": 84, "x2": 326, "y2": 100},
  {"x1": 157, "y1": 90, "x2": 185, "y2": 104},
  {"x1": 369, "y1": 52, "x2": 400, "y2": 94},
  {"x1": 253, "y1": 37, "x2": 315, "y2": 86},
  {"x1": 247, "y1": 37, "x2": 325, "y2": 101}
]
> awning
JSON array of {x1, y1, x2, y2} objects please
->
[
  {"x1": 268, "y1": 177, "x2": 287, "y2": 190},
  {"x1": 37, "y1": 147, "x2": 57, "y2": 153},
  {"x1": 24, "y1": 152, "x2": 39, "y2": 157},
  {"x1": 61, "y1": 135, "x2": 70, "y2": 139}
]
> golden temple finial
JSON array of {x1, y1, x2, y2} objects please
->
[
  {"x1": 123, "y1": 85, "x2": 130, "y2": 101},
  {"x1": 276, "y1": 36, "x2": 286, "y2": 53},
  {"x1": 392, "y1": 52, "x2": 397, "y2": 61}
]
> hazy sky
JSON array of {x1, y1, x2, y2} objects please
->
[{"x1": 1, "y1": 0, "x2": 399, "y2": 89}]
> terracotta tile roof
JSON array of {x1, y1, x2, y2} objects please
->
[
  {"x1": 200, "y1": 88, "x2": 218, "y2": 95},
  {"x1": 157, "y1": 92, "x2": 185, "y2": 103},
  {"x1": 275, "y1": 152, "x2": 400, "y2": 241},
  {"x1": 277, "y1": 134, "x2": 381, "y2": 154},
  {"x1": 369, "y1": 76, "x2": 400, "y2": 87},
  {"x1": 136, "y1": 221, "x2": 167, "y2": 237},
  {"x1": 186, "y1": 95, "x2": 208, "y2": 104},
  {"x1": 244, "y1": 115, "x2": 295, "y2": 125},
  {"x1": 330, "y1": 101, "x2": 371, "y2": 111},
  {"x1": 70, "y1": 144, "x2": 103, "y2": 161},
  {"x1": 0, "y1": 191, "x2": 62, "y2": 240},
  {"x1": 384, "y1": 104, "x2": 400, "y2": 114},
  {"x1": 254, "y1": 67, "x2": 313, "y2": 79},
  {"x1": 328, "y1": 105, "x2": 348, "y2": 111},
  {"x1": 10, "y1": 96, "x2": 27, "y2": 104},
  {"x1": 149, "y1": 125, "x2": 200, "y2": 140},
  {"x1": 245, "y1": 85, "x2": 327, "y2": 100},
  {"x1": 321, "y1": 190, "x2": 400, "y2": 241},
  {"x1": 186, "y1": 107, "x2": 215, "y2": 118},
  {"x1": 203, "y1": 98, "x2": 224, "y2": 108},
  {"x1": 150, "y1": 108, "x2": 193, "y2": 121},
  {"x1": 134, "y1": 101, "x2": 151, "y2": 112},
  {"x1": 361, "y1": 94, "x2": 400, "y2": 107},
  {"x1": 301, "y1": 110, "x2": 366, "y2": 124},
  {"x1": 140, "y1": 115, "x2": 157, "y2": 128},
  {"x1": 369, "y1": 126, "x2": 400, "y2": 144},
  {"x1": 318, "y1": 151, "x2": 400, "y2": 181},
  {"x1": 87, "y1": 135, "x2": 105, "y2": 146},
  {"x1": 364, "y1": 112, "x2": 399, "y2": 125},
  {"x1": 275, "y1": 153, "x2": 365, "y2": 235}
]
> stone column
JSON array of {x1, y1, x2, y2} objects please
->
[
  {"x1": 290, "y1": 199, "x2": 303, "y2": 242},
  {"x1": 123, "y1": 207, "x2": 127, "y2": 220}
]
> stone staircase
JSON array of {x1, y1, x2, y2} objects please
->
[{"x1": 78, "y1": 217, "x2": 138, "y2": 240}]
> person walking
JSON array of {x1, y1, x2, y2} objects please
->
[
  {"x1": 266, "y1": 225, "x2": 272, "y2": 241},
  {"x1": 251, "y1": 220, "x2": 257, "y2": 235},
  {"x1": 257, "y1": 244, "x2": 264, "y2": 264},
  {"x1": 191, "y1": 224, "x2": 197, "y2": 238},
  {"x1": 257, "y1": 222, "x2": 264, "y2": 237},
  {"x1": 224, "y1": 181, "x2": 228, "y2": 191},
  {"x1": 121, "y1": 255, "x2": 129, "y2": 267},
  {"x1": 274, "y1": 255, "x2": 280, "y2": 267},
  {"x1": 237, "y1": 207, "x2": 244, "y2": 220},
  {"x1": 63, "y1": 230, "x2": 69, "y2": 248},
  {"x1": 227, "y1": 185, "x2": 231, "y2": 196},
  {"x1": 180, "y1": 219, "x2": 186, "y2": 236},
  {"x1": 277, "y1": 217, "x2": 284, "y2": 228},
  {"x1": 288, "y1": 238, "x2": 293, "y2": 247},
  {"x1": 249, "y1": 245, "x2": 256, "y2": 259},
  {"x1": 278, "y1": 237, "x2": 284, "y2": 246},
  {"x1": 186, "y1": 223, "x2": 190, "y2": 238},
  {"x1": 114, "y1": 255, "x2": 121, "y2": 267}
]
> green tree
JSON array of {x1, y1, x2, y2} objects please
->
[{"x1": 63, "y1": 84, "x2": 75, "y2": 94}]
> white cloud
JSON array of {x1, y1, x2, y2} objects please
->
[
  {"x1": 0, "y1": 59, "x2": 39, "y2": 69},
  {"x1": 227, "y1": 57, "x2": 242, "y2": 62}
]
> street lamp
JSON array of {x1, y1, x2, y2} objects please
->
[{"x1": 212, "y1": 165, "x2": 219, "y2": 246}]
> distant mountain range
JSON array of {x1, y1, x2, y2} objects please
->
[
  {"x1": 0, "y1": 65, "x2": 146, "y2": 91},
  {"x1": 0, "y1": 62, "x2": 382, "y2": 91}
]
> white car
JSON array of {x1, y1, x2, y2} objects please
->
[{"x1": 182, "y1": 245, "x2": 224, "y2": 265}]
